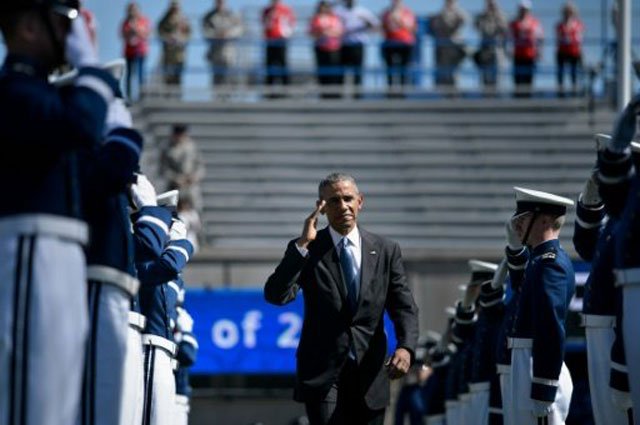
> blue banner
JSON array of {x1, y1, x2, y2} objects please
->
[{"x1": 185, "y1": 288, "x2": 397, "y2": 375}]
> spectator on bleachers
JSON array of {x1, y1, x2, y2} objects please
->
[
  {"x1": 381, "y1": 0, "x2": 417, "y2": 97},
  {"x1": 555, "y1": 2, "x2": 584, "y2": 97},
  {"x1": 509, "y1": 0, "x2": 543, "y2": 98},
  {"x1": 121, "y1": 1, "x2": 151, "y2": 100},
  {"x1": 429, "y1": 0, "x2": 469, "y2": 93},
  {"x1": 473, "y1": 0, "x2": 508, "y2": 90},
  {"x1": 334, "y1": 0, "x2": 379, "y2": 97},
  {"x1": 309, "y1": 0, "x2": 344, "y2": 98},
  {"x1": 202, "y1": 0, "x2": 243, "y2": 89},
  {"x1": 158, "y1": 0, "x2": 192, "y2": 90},
  {"x1": 160, "y1": 124, "x2": 205, "y2": 212},
  {"x1": 262, "y1": 0, "x2": 296, "y2": 95}
]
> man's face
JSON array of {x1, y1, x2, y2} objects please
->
[{"x1": 319, "y1": 180, "x2": 363, "y2": 235}]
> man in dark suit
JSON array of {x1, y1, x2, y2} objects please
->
[{"x1": 265, "y1": 173, "x2": 419, "y2": 425}]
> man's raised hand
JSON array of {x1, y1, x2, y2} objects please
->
[{"x1": 297, "y1": 200, "x2": 326, "y2": 249}]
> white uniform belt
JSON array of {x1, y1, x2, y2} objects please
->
[
  {"x1": 87, "y1": 265, "x2": 140, "y2": 296},
  {"x1": 128, "y1": 312, "x2": 147, "y2": 331},
  {"x1": 488, "y1": 407, "x2": 503, "y2": 414},
  {"x1": 614, "y1": 268, "x2": 640, "y2": 286},
  {"x1": 175, "y1": 395, "x2": 190, "y2": 406},
  {"x1": 445, "y1": 400, "x2": 459, "y2": 408},
  {"x1": 426, "y1": 415, "x2": 445, "y2": 423},
  {"x1": 0, "y1": 214, "x2": 88, "y2": 245},
  {"x1": 459, "y1": 392, "x2": 472, "y2": 401},
  {"x1": 508, "y1": 337, "x2": 532, "y2": 349},
  {"x1": 142, "y1": 334, "x2": 177, "y2": 357},
  {"x1": 468, "y1": 382, "x2": 491, "y2": 392},
  {"x1": 496, "y1": 363, "x2": 511, "y2": 374},
  {"x1": 581, "y1": 314, "x2": 616, "y2": 328}
]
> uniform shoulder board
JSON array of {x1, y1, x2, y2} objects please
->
[{"x1": 540, "y1": 251, "x2": 557, "y2": 262}]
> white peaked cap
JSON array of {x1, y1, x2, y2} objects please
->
[
  {"x1": 514, "y1": 187, "x2": 574, "y2": 217},
  {"x1": 157, "y1": 190, "x2": 179, "y2": 207},
  {"x1": 49, "y1": 58, "x2": 126, "y2": 87},
  {"x1": 468, "y1": 260, "x2": 499, "y2": 273},
  {"x1": 631, "y1": 141, "x2": 640, "y2": 153},
  {"x1": 594, "y1": 133, "x2": 611, "y2": 151}
]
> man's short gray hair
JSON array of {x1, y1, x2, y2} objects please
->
[{"x1": 318, "y1": 173, "x2": 359, "y2": 198}]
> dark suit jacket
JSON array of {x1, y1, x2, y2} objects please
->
[{"x1": 264, "y1": 226, "x2": 419, "y2": 409}]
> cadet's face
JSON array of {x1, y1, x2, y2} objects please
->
[{"x1": 320, "y1": 180, "x2": 363, "y2": 235}]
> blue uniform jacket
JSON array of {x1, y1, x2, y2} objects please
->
[
  {"x1": 82, "y1": 128, "x2": 143, "y2": 274},
  {"x1": 138, "y1": 238, "x2": 194, "y2": 339},
  {"x1": 496, "y1": 247, "x2": 528, "y2": 368},
  {"x1": 470, "y1": 283, "x2": 504, "y2": 385},
  {"x1": 0, "y1": 54, "x2": 118, "y2": 220},
  {"x1": 175, "y1": 324, "x2": 199, "y2": 397},
  {"x1": 512, "y1": 240, "x2": 575, "y2": 403},
  {"x1": 444, "y1": 303, "x2": 476, "y2": 401}
]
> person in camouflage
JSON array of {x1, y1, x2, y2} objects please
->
[{"x1": 158, "y1": 0, "x2": 191, "y2": 88}]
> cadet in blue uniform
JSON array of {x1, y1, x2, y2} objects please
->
[
  {"x1": 445, "y1": 290, "x2": 479, "y2": 425},
  {"x1": 573, "y1": 133, "x2": 632, "y2": 425},
  {"x1": 606, "y1": 95, "x2": 640, "y2": 424},
  {"x1": 507, "y1": 187, "x2": 575, "y2": 425},
  {"x1": 174, "y1": 291, "x2": 198, "y2": 425},
  {"x1": 424, "y1": 337, "x2": 453, "y2": 425},
  {"x1": 78, "y1": 84, "x2": 145, "y2": 425},
  {"x1": 121, "y1": 186, "x2": 176, "y2": 425},
  {"x1": 468, "y1": 262, "x2": 505, "y2": 425},
  {"x1": 0, "y1": 2, "x2": 120, "y2": 424},
  {"x1": 138, "y1": 207, "x2": 194, "y2": 425},
  {"x1": 497, "y1": 234, "x2": 529, "y2": 425}
]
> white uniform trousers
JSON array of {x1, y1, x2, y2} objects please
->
[
  {"x1": 0, "y1": 225, "x2": 88, "y2": 425},
  {"x1": 497, "y1": 364, "x2": 513, "y2": 425},
  {"x1": 120, "y1": 313, "x2": 146, "y2": 425},
  {"x1": 623, "y1": 284, "x2": 640, "y2": 425},
  {"x1": 459, "y1": 392, "x2": 473, "y2": 425},
  {"x1": 142, "y1": 335, "x2": 177, "y2": 425},
  {"x1": 510, "y1": 343, "x2": 573, "y2": 425},
  {"x1": 584, "y1": 316, "x2": 630, "y2": 425},
  {"x1": 80, "y1": 269, "x2": 138, "y2": 425},
  {"x1": 446, "y1": 400, "x2": 460, "y2": 425},
  {"x1": 174, "y1": 395, "x2": 190, "y2": 425},
  {"x1": 425, "y1": 414, "x2": 446, "y2": 425},
  {"x1": 468, "y1": 382, "x2": 491, "y2": 425}
]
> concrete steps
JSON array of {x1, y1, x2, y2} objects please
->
[{"x1": 135, "y1": 97, "x2": 614, "y2": 256}]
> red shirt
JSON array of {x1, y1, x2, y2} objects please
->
[
  {"x1": 262, "y1": 3, "x2": 296, "y2": 40},
  {"x1": 309, "y1": 13, "x2": 343, "y2": 52},
  {"x1": 121, "y1": 15, "x2": 151, "y2": 58},
  {"x1": 556, "y1": 18, "x2": 584, "y2": 57},
  {"x1": 382, "y1": 6, "x2": 416, "y2": 45},
  {"x1": 510, "y1": 14, "x2": 543, "y2": 61}
]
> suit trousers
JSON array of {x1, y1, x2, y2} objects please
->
[{"x1": 304, "y1": 359, "x2": 385, "y2": 425}]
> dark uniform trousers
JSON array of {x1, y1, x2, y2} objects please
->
[{"x1": 304, "y1": 359, "x2": 385, "y2": 425}]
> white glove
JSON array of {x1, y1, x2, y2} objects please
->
[
  {"x1": 491, "y1": 258, "x2": 508, "y2": 289},
  {"x1": 104, "y1": 98, "x2": 132, "y2": 135},
  {"x1": 461, "y1": 285, "x2": 481, "y2": 309},
  {"x1": 170, "y1": 218, "x2": 188, "y2": 241},
  {"x1": 130, "y1": 174, "x2": 157, "y2": 210},
  {"x1": 611, "y1": 388, "x2": 633, "y2": 411},
  {"x1": 65, "y1": 16, "x2": 99, "y2": 67},
  {"x1": 176, "y1": 307, "x2": 194, "y2": 333},
  {"x1": 531, "y1": 400, "x2": 553, "y2": 418},
  {"x1": 505, "y1": 217, "x2": 523, "y2": 251},
  {"x1": 579, "y1": 170, "x2": 601, "y2": 207}
]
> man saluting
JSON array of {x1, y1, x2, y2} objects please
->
[{"x1": 265, "y1": 172, "x2": 419, "y2": 425}]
